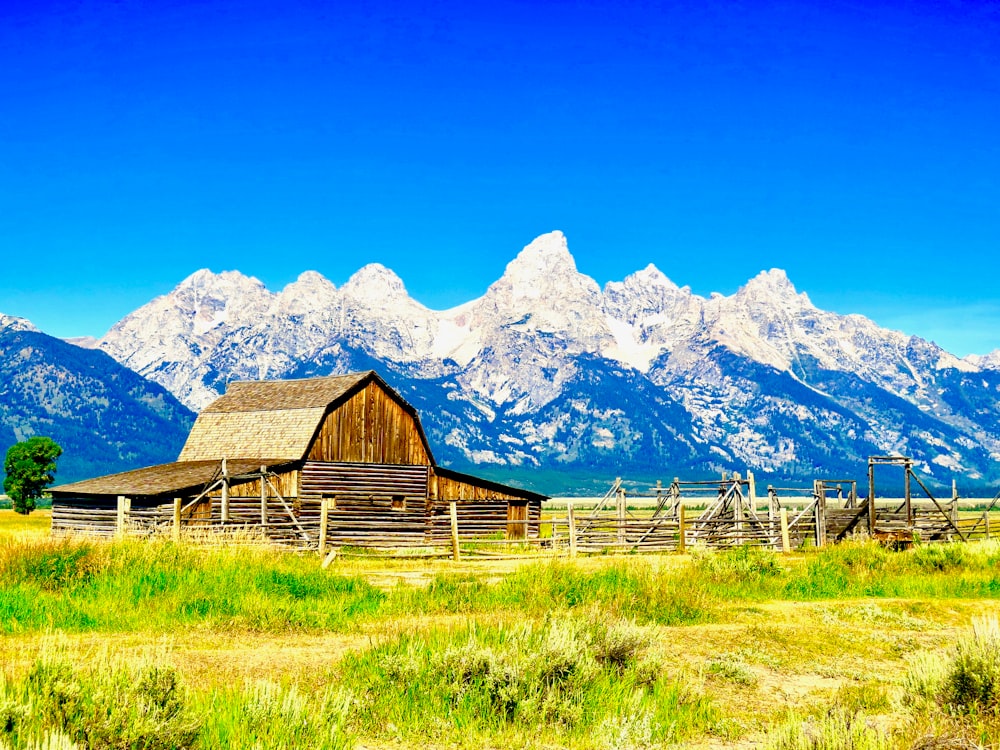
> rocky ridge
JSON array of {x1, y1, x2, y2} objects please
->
[{"x1": 93, "y1": 231, "x2": 1000, "y2": 491}]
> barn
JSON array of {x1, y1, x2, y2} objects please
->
[{"x1": 50, "y1": 371, "x2": 545, "y2": 547}]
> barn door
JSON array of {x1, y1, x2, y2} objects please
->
[{"x1": 507, "y1": 501, "x2": 528, "y2": 539}]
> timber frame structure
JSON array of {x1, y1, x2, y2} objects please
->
[
  {"x1": 50, "y1": 372, "x2": 545, "y2": 549},
  {"x1": 564, "y1": 460, "x2": 997, "y2": 554}
]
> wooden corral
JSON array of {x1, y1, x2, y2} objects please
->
[
  {"x1": 50, "y1": 372, "x2": 545, "y2": 549},
  {"x1": 560, "y1": 460, "x2": 998, "y2": 555}
]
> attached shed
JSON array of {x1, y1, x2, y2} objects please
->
[{"x1": 50, "y1": 371, "x2": 545, "y2": 547}]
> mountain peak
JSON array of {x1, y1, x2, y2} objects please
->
[
  {"x1": 737, "y1": 268, "x2": 805, "y2": 301},
  {"x1": 341, "y1": 263, "x2": 408, "y2": 298},
  {"x1": 175, "y1": 268, "x2": 267, "y2": 296},
  {"x1": 625, "y1": 263, "x2": 679, "y2": 290},
  {"x1": 281, "y1": 270, "x2": 337, "y2": 294},
  {"x1": 493, "y1": 231, "x2": 596, "y2": 300},
  {"x1": 0, "y1": 313, "x2": 39, "y2": 334},
  {"x1": 506, "y1": 231, "x2": 576, "y2": 276}
]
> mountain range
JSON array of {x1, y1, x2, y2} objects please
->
[
  {"x1": 0, "y1": 314, "x2": 195, "y2": 485},
  {"x1": 3, "y1": 231, "x2": 999, "y2": 493}
]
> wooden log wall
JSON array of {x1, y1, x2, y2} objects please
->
[
  {"x1": 431, "y1": 473, "x2": 533, "y2": 502},
  {"x1": 307, "y1": 381, "x2": 431, "y2": 465},
  {"x1": 425, "y1": 500, "x2": 541, "y2": 544},
  {"x1": 217, "y1": 470, "x2": 299, "y2": 499},
  {"x1": 52, "y1": 496, "x2": 119, "y2": 537},
  {"x1": 301, "y1": 461, "x2": 429, "y2": 547}
]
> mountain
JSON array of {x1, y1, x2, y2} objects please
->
[
  {"x1": 0, "y1": 314, "x2": 196, "y2": 485},
  {"x1": 94, "y1": 231, "x2": 1000, "y2": 493}
]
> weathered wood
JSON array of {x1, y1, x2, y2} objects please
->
[
  {"x1": 307, "y1": 379, "x2": 431, "y2": 465},
  {"x1": 449, "y1": 501, "x2": 460, "y2": 561},
  {"x1": 780, "y1": 508, "x2": 790, "y2": 553},
  {"x1": 173, "y1": 497, "x2": 181, "y2": 541},
  {"x1": 678, "y1": 504, "x2": 686, "y2": 553},
  {"x1": 319, "y1": 497, "x2": 329, "y2": 553},
  {"x1": 260, "y1": 465, "x2": 267, "y2": 527},
  {"x1": 568, "y1": 503, "x2": 577, "y2": 557},
  {"x1": 221, "y1": 458, "x2": 230, "y2": 523},
  {"x1": 116, "y1": 495, "x2": 129, "y2": 536}
]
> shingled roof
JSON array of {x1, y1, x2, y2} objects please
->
[
  {"x1": 177, "y1": 371, "x2": 412, "y2": 462},
  {"x1": 52, "y1": 459, "x2": 294, "y2": 497}
]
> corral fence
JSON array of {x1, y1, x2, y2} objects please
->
[{"x1": 52, "y1": 455, "x2": 999, "y2": 560}]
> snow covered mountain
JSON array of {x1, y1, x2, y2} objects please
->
[{"x1": 95, "y1": 231, "x2": 1000, "y2": 492}]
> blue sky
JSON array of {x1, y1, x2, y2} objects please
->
[{"x1": 1, "y1": 0, "x2": 998, "y2": 355}]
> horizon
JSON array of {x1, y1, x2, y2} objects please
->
[{"x1": 2, "y1": 1, "x2": 999, "y2": 356}]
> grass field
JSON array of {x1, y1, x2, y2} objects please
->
[{"x1": 1, "y1": 510, "x2": 999, "y2": 749}]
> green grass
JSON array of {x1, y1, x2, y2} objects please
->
[
  {"x1": 1, "y1": 536, "x2": 1000, "y2": 636},
  {"x1": 337, "y1": 615, "x2": 719, "y2": 747},
  {"x1": 4, "y1": 523, "x2": 1000, "y2": 747},
  {"x1": 0, "y1": 536, "x2": 385, "y2": 633}
]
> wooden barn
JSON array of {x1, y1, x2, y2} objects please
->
[{"x1": 50, "y1": 371, "x2": 545, "y2": 547}]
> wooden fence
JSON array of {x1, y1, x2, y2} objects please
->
[{"x1": 52, "y1": 459, "x2": 999, "y2": 559}]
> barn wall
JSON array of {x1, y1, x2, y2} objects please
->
[
  {"x1": 425, "y1": 499, "x2": 542, "y2": 543},
  {"x1": 302, "y1": 461, "x2": 429, "y2": 546},
  {"x1": 431, "y1": 472, "x2": 534, "y2": 502},
  {"x1": 51, "y1": 496, "x2": 175, "y2": 537},
  {"x1": 307, "y1": 381, "x2": 430, "y2": 465},
  {"x1": 211, "y1": 470, "x2": 299, "y2": 499}
]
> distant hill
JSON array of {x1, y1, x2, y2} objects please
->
[{"x1": 0, "y1": 314, "x2": 195, "y2": 485}]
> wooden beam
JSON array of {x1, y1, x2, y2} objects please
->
[
  {"x1": 172, "y1": 497, "x2": 181, "y2": 542},
  {"x1": 221, "y1": 457, "x2": 230, "y2": 523},
  {"x1": 116, "y1": 495, "x2": 129, "y2": 537},
  {"x1": 449, "y1": 501, "x2": 460, "y2": 562},
  {"x1": 319, "y1": 497, "x2": 329, "y2": 554},
  {"x1": 867, "y1": 459, "x2": 876, "y2": 536},
  {"x1": 260, "y1": 465, "x2": 267, "y2": 527},
  {"x1": 780, "y1": 508, "x2": 791, "y2": 553},
  {"x1": 568, "y1": 502, "x2": 577, "y2": 558},
  {"x1": 677, "y1": 504, "x2": 685, "y2": 554}
]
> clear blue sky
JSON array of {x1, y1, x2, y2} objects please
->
[{"x1": 1, "y1": 0, "x2": 998, "y2": 355}]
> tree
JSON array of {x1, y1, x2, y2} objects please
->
[{"x1": 3, "y1": 437, "x2": 62, "y2": 515}]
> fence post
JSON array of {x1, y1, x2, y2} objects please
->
[
  {"x1": 260, "y1": 465, "x2": 267, "y2": 527},
  {"x1": 172, "y1": 497, "x2": 181, "y2": 542},
  {"x1": 221, "y1": 457, "x2": 230, "y2": 523},
  {"x1": 616, "y1": 480, "x2": 626, "y2": 547},
  {"x1": 985, "y1": 511, "x2": 991, "y2": 541},
  {"x1": 678, "y1": 504, "x2": 686, "y2": 554},
  {"x1": 116, "y1": 495, "x2": 129, "y2": 537},
  {"x1": 449, "y1": 501, "x2": 460, "y2": 562},
  {"x1": 814, "y1": 481, "x2": 827, "y2": 547},
  {"x1": 768, "y1": 487, "x2": 777, "y2": 549},
  {"x1": 780, "y1": 508, "x2": 791, "y2": 553},
  {"x1": 319, "y1": 497, "x2": 329, "y2": 554},
  {"x1": 868, "y1": 459, "x2": 876, "y2": 535},
  {"x1": 568, "y1": 502, "x2": 577, "y2": 558}
]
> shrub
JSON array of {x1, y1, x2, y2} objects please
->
[
  {"x1": 21, "y1": 655, "x2": 200, "y2": 750},
  {"x1": 912, "y1": 543, "x2": 969, "y2": 573},
  {"x1": 0, "y1": 539, "x2": 107, "y2": 591},
  {"x1": 764, "y1": 708, "x2": 891, "y2": 750},
  {"x1": 941, "y1": 616, "x2": 1000, "y2": 715}
]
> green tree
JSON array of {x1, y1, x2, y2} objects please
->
[{"x1": 3, "y1": 437, "x2": 62, "y2": 514}]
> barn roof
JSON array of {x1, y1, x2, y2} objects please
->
[
  {"x1": 51, "y1": 459, "x2": 294, "y2": 497},
  {"x1": 177, "y1": 371, "x2": 421, "y2": 462}
]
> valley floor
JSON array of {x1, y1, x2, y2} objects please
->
[{"x1": 1, "y1": 510, "x2": 998, "y2": 749}]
